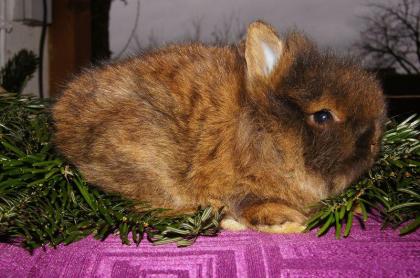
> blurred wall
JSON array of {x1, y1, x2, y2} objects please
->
[
  {"x1": 0, "y1": 0, "x2": 49, "y2": 97},
  {"x1": 0, "y1": 0, "x2": 91, "y2": 98}
]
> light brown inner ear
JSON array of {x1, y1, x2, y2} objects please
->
[{"x1": 245, "y1": 21, "x2": 283, "y2": 80}]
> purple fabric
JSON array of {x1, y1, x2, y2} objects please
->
[{"x1": 0, "y1": 219, "x2": 419, "y2": 278}]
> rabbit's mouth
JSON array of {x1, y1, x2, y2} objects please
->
[{"x1": 329, "y1": 156, "x2": 375, "y2": 195}]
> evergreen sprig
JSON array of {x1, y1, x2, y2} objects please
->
[
  {"x1": 0, "y1": 92, "x2": 222, "y2": 250},
  {"x1": 0, "y1": 92, "x2": 418, "y2": 250},
  {"x1": 306, "y1": 115, "x2": 419, "y2": 238}
]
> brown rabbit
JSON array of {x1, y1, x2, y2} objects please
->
[{"x1": 53, "y1": 21, "x2": 386, "y2": 233}]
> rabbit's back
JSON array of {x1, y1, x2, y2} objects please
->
[{"x1": 53, "y1": 44, "x2": 243, "y2": 209}]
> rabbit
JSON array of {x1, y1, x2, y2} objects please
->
[{"x1": 52, "y1": 21, "x2": 386, "y2": 233}]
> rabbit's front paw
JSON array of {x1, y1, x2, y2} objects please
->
[
  {"x1": 220, "y1": 217, "x2": 248, "y2": 231},
  {"x1": 240, "y1": 201, "x2": 306, "y2": 233}
]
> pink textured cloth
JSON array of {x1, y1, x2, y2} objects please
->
[{"x1": 0, "y1": 219, "x2": 419, "y2": 277}]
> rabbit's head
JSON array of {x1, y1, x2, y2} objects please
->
[{"x1": 242, "y1": 21, "x2": 386, "y2": 195}]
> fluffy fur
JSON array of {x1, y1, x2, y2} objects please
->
[{"x1": 53, "y1": 21, "x2": 386, "y2": 233}]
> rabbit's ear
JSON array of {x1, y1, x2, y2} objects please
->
[{"x1": 245, "y1": 21, "x2": 284, "y2": 80}]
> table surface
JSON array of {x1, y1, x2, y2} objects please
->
[{"x1": 0, "y1": 218, "x2": 419, "y2": 278}]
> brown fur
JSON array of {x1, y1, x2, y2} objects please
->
[{"x1": 52, "y1": 21, "x2": 386, "y2": 232}]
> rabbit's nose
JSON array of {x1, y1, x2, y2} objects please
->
[{"x1": 355, "y1": 126, "x2": 374, "y2": 149}]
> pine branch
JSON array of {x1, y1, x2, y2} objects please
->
[
  {"x1": 0, "y1": 92, "x2": 418, "y2": 250},
  {"x1": 0, "y1": 92, "x2": 221, "y2": 250}
]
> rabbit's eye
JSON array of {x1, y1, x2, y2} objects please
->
[{"x1": 313, "y1": 110, "x2": 333, "y2": 124}]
